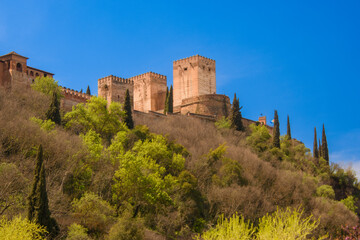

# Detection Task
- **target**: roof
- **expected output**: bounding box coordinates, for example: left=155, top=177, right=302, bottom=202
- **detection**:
left=0, top=51, right=29, bottom=59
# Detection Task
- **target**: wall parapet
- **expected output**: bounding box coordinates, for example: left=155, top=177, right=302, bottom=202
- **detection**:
left=128, top=71, right=167, bottom=82
left=98, top=75, right=134, bottom=85
left=61, top=87, right=91, bottom=100
left=173, top=54, right=215, bottom=65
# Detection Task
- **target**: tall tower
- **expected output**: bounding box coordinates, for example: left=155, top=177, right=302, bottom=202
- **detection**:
left=98, top=75, right=134, bottom=106
left=129, top=72, right=167, bottom=112
left=173, top=55, right=216, bottom=107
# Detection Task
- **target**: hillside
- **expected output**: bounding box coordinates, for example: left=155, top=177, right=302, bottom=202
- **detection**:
left=0, top=87, right=359, bottom=239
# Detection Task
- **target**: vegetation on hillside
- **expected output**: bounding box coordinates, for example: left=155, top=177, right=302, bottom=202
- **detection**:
left=0, top=79, right=359, bottom=239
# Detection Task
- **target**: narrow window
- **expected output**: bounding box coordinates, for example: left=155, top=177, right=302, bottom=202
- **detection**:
left=44, top=73, right=47, bottom=77
left=30, top=71, right=34, bottom=76
left=16, top=63, right=22, bottom=72
left=184, top=67, right=187, bottom=71
left=35, top=73, right=39, bottom=77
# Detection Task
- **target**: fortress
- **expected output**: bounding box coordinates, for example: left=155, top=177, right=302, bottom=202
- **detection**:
left=0, top=51, right=267, bottom=125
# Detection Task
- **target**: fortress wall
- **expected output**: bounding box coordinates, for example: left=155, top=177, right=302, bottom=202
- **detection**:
left=0, top=61, right=11, bottom=88
left=61, top=87, right=91, bottom=112
left=98, top=75, right=134, bottom=106
left=180, top=94, right=230, bottom=118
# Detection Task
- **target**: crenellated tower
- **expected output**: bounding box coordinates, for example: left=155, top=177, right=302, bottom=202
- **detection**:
left=98, top=75, right=134, bottom=106
left=173, top=55, right=216, bottom=107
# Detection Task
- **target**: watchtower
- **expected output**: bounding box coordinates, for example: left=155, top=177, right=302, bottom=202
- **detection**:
left=98, top=75, right=134, bottom=106
left=173, top=55, right=216, bottom=107
left=129, top=72, right=167, bottom=112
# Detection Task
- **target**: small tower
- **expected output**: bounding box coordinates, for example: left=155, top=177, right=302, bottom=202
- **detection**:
left=98, top=75, right=134, bottom=106
left=173, top=55, right=216, bottom=107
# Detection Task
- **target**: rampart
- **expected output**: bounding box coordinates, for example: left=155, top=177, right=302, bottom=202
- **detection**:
left=60, top=87, right=91, bottom=112
left=180, top=94, right=230, bottom=117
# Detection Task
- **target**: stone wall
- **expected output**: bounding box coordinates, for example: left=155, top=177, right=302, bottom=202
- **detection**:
left=180, top=94, right=230, bottom=118
left=61, top=87, right=91, bottom=112
left=173, top=55, right=216, bottom=107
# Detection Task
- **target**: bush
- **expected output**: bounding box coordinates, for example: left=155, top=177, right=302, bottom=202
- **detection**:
left=215, top=116, right=231, bottom=129
left=66, top=223, right=91, bottom=240
left=256, top=207, right=324, bottom=240
left=107, top=215, right=145, bottom=240
left=340, top=196, right=358, bottom=213
left=195, top=213, right=254, bottom=240
left=316, top=185, right=335, bottom=199
left=0, top=216, right=47, bottom=240
left=71, top=192, right=115, bottom=234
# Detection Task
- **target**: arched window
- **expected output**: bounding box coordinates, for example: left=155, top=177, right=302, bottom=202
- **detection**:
left=30, top=71, right=34, bottom=76
left=44, top=74, right=47, bottom=77
left=35, top=73, right=39, bottom=77
left=16, top=63, right=22, bottom=72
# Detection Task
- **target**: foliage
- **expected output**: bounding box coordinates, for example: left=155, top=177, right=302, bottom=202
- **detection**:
left=30, top=117, right=55, bottom=131
left=321, top=124, right=329, bottom=164
left=340, top=196, right=358, bottom=213
left=64, top=96, right=126, bottom=142
left=168, top=85, right=173, bottom=114
left=27, top=145, right=59, bottom=236
left=195, top=213, right=254, bottom=240
left=272, top=110, right=280, bottom=148
left=80, top=130, right=103, bottom=163
left=66, top=223, right=91, bottom=240
left=0, top=216, right=47, bottom=240
left=107, top=213, right=145, bottom=240
left=246, top=124, right=271, bottom=153
left=0, top=163, right=28, bottom=217
left=316, top=185, right=335, bottom=199
left=215, top=116, right=231, bottom=129
left=229, top=93, right=244, bottom=131
left=31, top=76, right=62, bottom=100
left=86, top=85, right=91, bottom=95
left=164, top=87, right=169, bottom=114
left=45, top=91, right=61, bottom=125
left=256, top=207, right=324, bottom=240
left=339, top=225, right=360, bottom=240
left=123, top=89, right=134, bottom=129
left=71, top=192, right=115, bottom=234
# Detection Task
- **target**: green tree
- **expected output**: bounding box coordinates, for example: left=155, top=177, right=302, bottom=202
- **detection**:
left=230, top=93, right=244, bottom=131
left=27, top=145, right=59, bottom=236
left=316, top=185, right=335, bottom=199
left=31, top=76, right=62, bottom=100
left=272, top=110, right=280, bottom=148
left=123, top=89, right=134, bottom=129
left=321, top=124, right=329, bottom=164
left=164, top=87, right=169, bottom=114
left=313, top=127, right=319, bottom=158
left=45, top=91, right=61, bottom=125
left=64, top=96, right=126, bottom=141
left=168, top=85, right=173, bottom=114
left=286, top=115, right=291, bottom=140
left=86, top=85, right=91, bottom=95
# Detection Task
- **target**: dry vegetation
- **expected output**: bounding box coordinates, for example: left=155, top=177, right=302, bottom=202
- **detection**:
left=0, top=88, right=359, bottom=239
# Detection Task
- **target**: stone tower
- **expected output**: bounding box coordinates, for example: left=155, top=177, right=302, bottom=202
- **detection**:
left=173, top=55, right=216, bottom=107
left=129, top=72, right=167, bottom=112
left=98, top=75, right=134, bottom=106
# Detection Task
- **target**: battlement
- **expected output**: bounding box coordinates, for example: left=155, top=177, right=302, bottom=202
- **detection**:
left=98, top=75, right=134, bottom=85
left=61, top=87, right=92, bottom=100
left=173, top=54, right=216, bottom=65
left=128, top=71, right=167, bottom=82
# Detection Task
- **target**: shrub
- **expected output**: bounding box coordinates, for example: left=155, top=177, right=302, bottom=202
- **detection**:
left=340, top=196, right=358, bottom=213
left=71, top=192, right=115, bottom=234
left=0, top=216, right=47, bottom=240
left=256, top=207, right=324, bottom=240
left=107, top=215, right=145, bottom=240
left=31, top=76, right=62, bottom=100
left=30, top=117, right=55, bottom=131
left=66, top=223, right=91, bottom=240
left=215, top=116, right=231, bottom=129
left=316, top=185, right=335, bottom=199
left=195, top=213, right=254, bottom=240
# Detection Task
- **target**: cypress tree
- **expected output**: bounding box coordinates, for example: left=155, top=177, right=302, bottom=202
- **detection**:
left=230, top=94, right=244, bottom=131
left=124, top=89, right=134, bottom=129
left=319, top=140, right=322, bottom=158
left=313, top=127, right=319, bottom=158
left=168, top=85, right=173, bottom=114
left=286, top=115, right=291, bottom=140
left=164, top=87, right=169, bottom=114
left=28, top=145, right=59, bottom=236
left=45, top=92, right=61, bottom=125
left=86, top=85, right=91, bottom=95
left=273, top=110, right=280, bottom=148
left=322, top=124, right=329, bottom=164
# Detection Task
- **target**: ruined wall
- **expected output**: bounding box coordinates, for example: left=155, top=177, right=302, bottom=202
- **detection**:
left=173, top=55, right=216, bottom=107
left=180, top=94, right=230, bottom=118
left=61, top=88, right=91, bottom=112
left=129, top=72, right=167, bottom=112
left=98, top=75, right=134, bottom=107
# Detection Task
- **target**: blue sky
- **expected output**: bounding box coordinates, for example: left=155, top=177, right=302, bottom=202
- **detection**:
left=1, top=0, right=359, bottom=173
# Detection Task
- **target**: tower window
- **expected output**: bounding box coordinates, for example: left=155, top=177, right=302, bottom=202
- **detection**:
left=35, top=73, right=39, bottom=77
left=30, top=71, right=34, bottom=76
left=208, top=68, right=211, bottom=71
left=44, top=73, right=47, bottom=77
left=184, top=67, right=187, bottom=71
left=16, top=63, right=22, bottom=72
